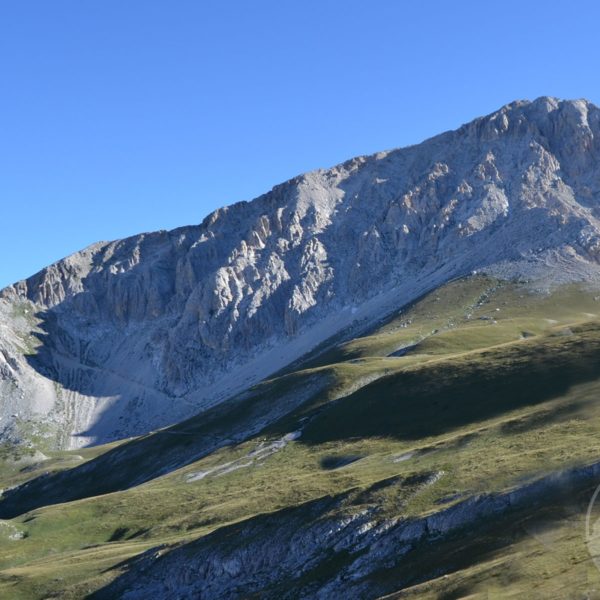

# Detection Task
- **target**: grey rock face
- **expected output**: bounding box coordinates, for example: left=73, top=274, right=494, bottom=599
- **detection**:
left=3, top=96, right=600, bottom=447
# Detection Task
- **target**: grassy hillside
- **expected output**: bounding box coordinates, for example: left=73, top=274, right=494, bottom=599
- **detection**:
left=3, top=275, right=600, bottom=597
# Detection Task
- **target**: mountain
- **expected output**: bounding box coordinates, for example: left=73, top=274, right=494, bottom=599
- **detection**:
left=3, top=97, right=600, bottom=598
left=3, top=275, right=600, bottom=598
left=2, top=96, right=600, bottom=450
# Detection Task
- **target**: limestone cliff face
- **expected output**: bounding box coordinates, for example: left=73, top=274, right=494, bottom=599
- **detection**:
left=2, top=97, right=600, bottom=448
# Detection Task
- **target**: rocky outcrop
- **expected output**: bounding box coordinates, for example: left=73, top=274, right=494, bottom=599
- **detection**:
left=3, top=97, right=600, bottom=447
left=91, top=460, right=600, bottom=599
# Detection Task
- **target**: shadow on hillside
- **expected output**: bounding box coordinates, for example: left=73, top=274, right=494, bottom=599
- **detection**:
left=277, top=325, right=600, bottom=445
left=0, top=369, right=331, bottom=519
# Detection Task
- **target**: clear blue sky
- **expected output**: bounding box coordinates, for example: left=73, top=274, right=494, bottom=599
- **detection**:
left=2, top=1, right=600, bottom=288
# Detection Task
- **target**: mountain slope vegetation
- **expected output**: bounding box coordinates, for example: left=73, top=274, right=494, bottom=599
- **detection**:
left=2, top=276, right=600, bottom=598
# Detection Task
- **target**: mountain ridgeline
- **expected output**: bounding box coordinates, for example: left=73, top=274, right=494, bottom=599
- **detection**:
left=2, top=96, right=600, bottom=449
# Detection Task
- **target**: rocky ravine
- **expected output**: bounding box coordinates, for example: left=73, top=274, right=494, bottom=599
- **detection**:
left=2, top=96, right=600, bottom=448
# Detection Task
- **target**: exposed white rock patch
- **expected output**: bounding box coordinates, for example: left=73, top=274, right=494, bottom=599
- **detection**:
left=392, top=451, right=414, bottom=463
left=186, top=430, right=302, bottom=482
left=0, top=521, right=24, bottom=541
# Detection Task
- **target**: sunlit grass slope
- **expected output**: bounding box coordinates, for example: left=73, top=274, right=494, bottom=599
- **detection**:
left=2, top=276, right=600, bottom=597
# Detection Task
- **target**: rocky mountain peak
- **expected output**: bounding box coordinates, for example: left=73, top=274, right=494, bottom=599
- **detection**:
left=2, top=98, right=600, bottom=448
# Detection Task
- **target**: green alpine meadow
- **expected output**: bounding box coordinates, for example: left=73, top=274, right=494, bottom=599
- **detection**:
left=4, top=99, right=600, bottom=598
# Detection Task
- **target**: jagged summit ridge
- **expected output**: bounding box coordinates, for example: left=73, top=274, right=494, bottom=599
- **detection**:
left=2, top=97, right=600, bottom=448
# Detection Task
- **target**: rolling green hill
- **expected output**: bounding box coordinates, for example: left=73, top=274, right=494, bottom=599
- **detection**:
left=3, top=275, right=600, bottom=598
